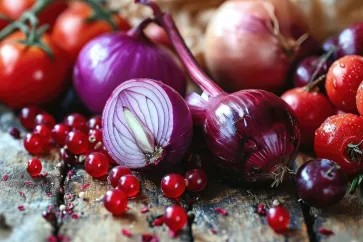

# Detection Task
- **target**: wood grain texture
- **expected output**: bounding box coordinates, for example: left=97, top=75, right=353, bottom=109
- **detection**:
left=59, top=169, right=192, bottom=242
left=0, top=107, right=62, bottom=242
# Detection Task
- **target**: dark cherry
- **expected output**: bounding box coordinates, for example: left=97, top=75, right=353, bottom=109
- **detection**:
left=34, top=113, right=56, bottom=129
left=65, top=130, right=89, bottom=155
left=52, top=124, right=71, bottom=146
left=294, top=56, right=331, bottom=88
left=161, top=173, right=186, bottom=198
left=103, top=189, right=128, bottom=215
left=164, top=205, right=187, bottom=232
left=27, top=158, right=42, bottom=177
left=118, top=174, right=140, bottom=198
left=60, top=148, right=77, bottom=166
left=267, top=205, right=290, bottom=233
left=296, top=159, right=348, bottom=208
left=64, top=113, right=87, bottom=131
left=335, top=22, right=363, bottom=58
left=9, top=127, right=20, bottom=139
left=185, top=169, right=208, bottom=192
left=108, top=166, right=132, bottom=188
left=24, top=133, right=44, bottom=155
left=85, top=152, right=109, bottom=178
left=87, top=116, right=102, bottom=130
left=19, top=106, right=43, bottom=130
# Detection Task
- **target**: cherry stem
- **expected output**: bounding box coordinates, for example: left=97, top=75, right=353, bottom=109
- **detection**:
left=304, top=74, right=326, bottom=92
left=135, top=0, right=224, bottom=97
left=309, top=46, right=336, bottom=83
left=347, top=140, right=363, bottom=162
left=127, top=17, right=154, bottom=40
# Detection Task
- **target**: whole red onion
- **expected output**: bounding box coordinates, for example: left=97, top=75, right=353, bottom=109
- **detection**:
left=138, top=0, right=301, bottom=185
left=102, top=79, right=193, bottom=169
left=73, top=18, right=186, bottom=113
left=203, top=0, right=318, bottom=93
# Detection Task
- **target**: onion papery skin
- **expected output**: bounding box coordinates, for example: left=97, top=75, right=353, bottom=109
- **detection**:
left=73, top=31, right=187, bottom=113
left=203, top=90, right=300, bottom=184
left=102, top=79, right=193, bottom=169
left=204, top=0, right=318, bottom=93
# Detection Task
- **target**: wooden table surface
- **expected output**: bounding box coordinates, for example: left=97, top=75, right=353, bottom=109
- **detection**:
left=0, top=105, right=362, bottom=242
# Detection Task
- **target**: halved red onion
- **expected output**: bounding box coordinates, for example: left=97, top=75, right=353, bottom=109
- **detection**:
left=102, top=79, right=193, bottom=169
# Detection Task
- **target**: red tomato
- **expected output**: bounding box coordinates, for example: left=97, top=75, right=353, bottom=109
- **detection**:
left=0, top=31, right=70, bottom=108
left=51, top=2, right=131, bottom=61
left=326, top=55, right=363, bottom=113
left=281, top=87, right=333, bottom=147
left=0, top=0, right=68, bottom=27
left=314, top=113, right=363, bottom=177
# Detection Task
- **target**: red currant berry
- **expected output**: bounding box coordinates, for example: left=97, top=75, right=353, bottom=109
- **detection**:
left=27, top=158, right=42, bottom=177
left=88, top=129, right=103, bottom=150
left=257, top=204, right=266, bottom=216
left=161, top=173, right=186, bottom=198
left=85, top=152, right=109, bottom=178
left=267, top=205, right=290, bottom=233
left=102, top=146, right=118, bottom=165
left=87, top=116, right=102, bottom=130
left=34, top=125, right=52, bottom=145
left=103, top=189, right=128, bottom=215
left=24, top=133, right=44, bottom=155
left=64, top=113, right=87, bottom=131
left=34, top=113, right=56, bottom=129
left=60, top=148, right=77, bottom=166
left=9, top=127, right=20, bottom=139
left=108, top=166, right=132, bottom=188
left=52, top=124, right=70, bottom=146
left=164, top=205, right=187, bottom=232
left=19, top=106, right=43, bottom=130
left=118, top=175, right=140, bottom=198
left=66, top=130, right=89, bottom=155
left=185, top=169, right=208, bottom=192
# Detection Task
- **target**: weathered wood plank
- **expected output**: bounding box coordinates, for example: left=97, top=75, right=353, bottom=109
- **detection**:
left=59, top=168, right=193, bottom=242
left=0, top=108, right=62, bottom=242
left=296, top=154, right=363, bottom=242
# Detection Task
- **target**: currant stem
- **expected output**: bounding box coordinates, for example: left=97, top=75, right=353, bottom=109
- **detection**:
left=135, top=0, right=224, bottom=98
left=309, top=47, right=336, bottom=83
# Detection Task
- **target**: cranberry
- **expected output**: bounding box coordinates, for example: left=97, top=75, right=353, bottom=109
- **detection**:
left=87, top=116, right=102, bottom=130
left=267, top=205, right=290, bottom=233
left=88, top=129, right=103, bottom=150
left=19, top=106, right=43, bottom=130
left=185, top=169, right=208, bottom=192
left=34, top=113, right=56, bottom=129
left=164, top=205, right=187, bottom=232
left=161, top=173, right=186, bottom=198
left=65, top=130, right=89, bottom=155
left=296, top=159, right=348, bottom=208
left=64, top=113, right=87, bottom=131
left=52, top=124, right=70, bottom=146
left=85, top=152, right=109, bottom=178
left=102, top=146, right=118, bottom=165
left=27, top=158, right=42, bottom=177
left=103, top=189, right=128, bottom=215
left=34, top=125, right=52, bottom=145
left=9, top=127, right=20, bottom=139
left=118, top=175, right=140, bottom=198
left=24, top=133, right=44, bottom=155
left=60, top=148, right=77, bottom=166
left=108, top=166, right=132, bottom=188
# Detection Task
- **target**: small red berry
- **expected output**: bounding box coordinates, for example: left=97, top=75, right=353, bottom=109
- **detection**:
left=257, top=204, right=266, bottom=216
left=34, top=125, right=52, bottom=145
left=19, top=106, right=43, bottom=130
left=9, top=127, right=20, bottom=139
left=27, top=158, right=42, bottom=177
left=164, top=205, right=187, bottom=232
left=52, top=124, right=70, bottom=146
left=85, top=152, right=109, bottom=178
left=102, top=146, right=118, bottom=165
left=64, top=113, right=87, bottom=131
left=161, top=173, right=186, bottom=198
left=267, top=205, right=290, bottom=233
left=185, top=169, right=208, bottom=192
left=66, top=130, right=89, bottom=155
left=24, top=133, right=44, bottom=155
left=103, top=189, right=128, bottom=215
left=118, top=175, right=140, bottom=198
left=87, top=116, right=102, bottom=130
left=88, top=129, right=103, bottom=150
left=34, top=113, right=56, bottom=129
left=108, top=166, right=132, bottom=188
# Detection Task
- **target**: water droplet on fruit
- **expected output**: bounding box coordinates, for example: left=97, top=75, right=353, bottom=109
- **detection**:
left=339, top=63, right=345, bottom=68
